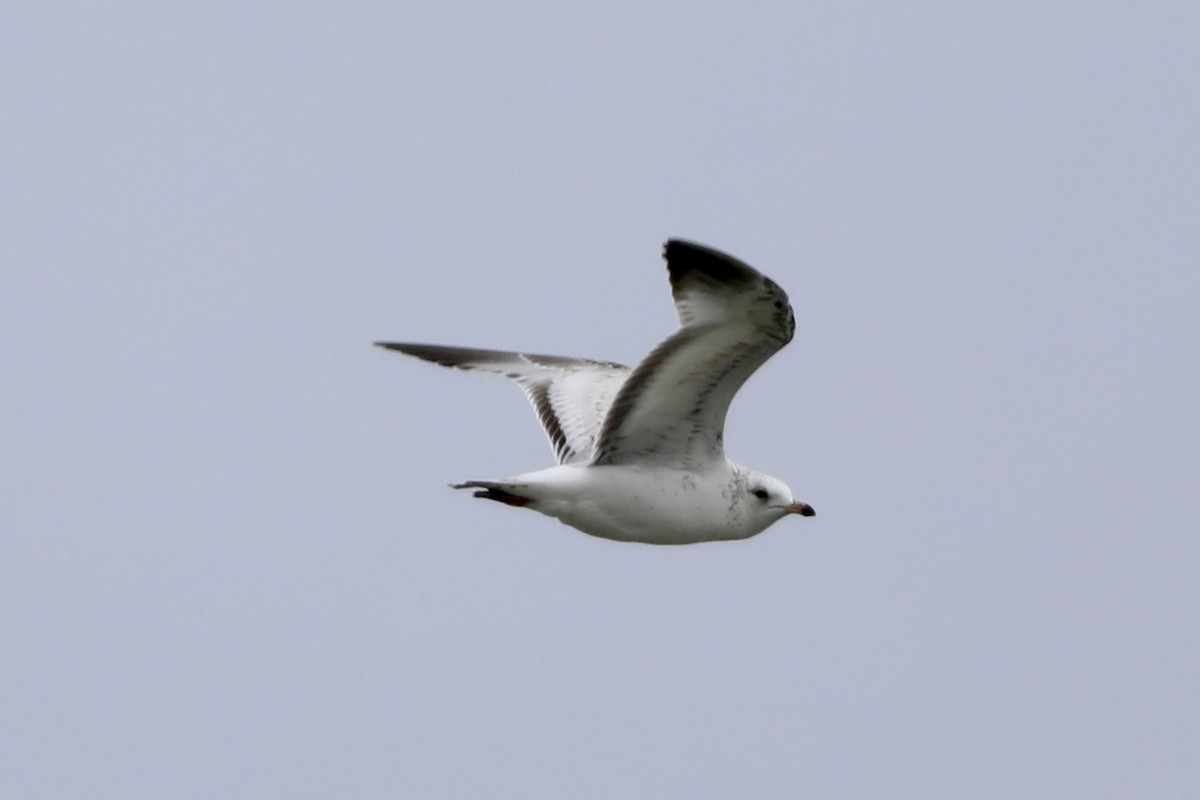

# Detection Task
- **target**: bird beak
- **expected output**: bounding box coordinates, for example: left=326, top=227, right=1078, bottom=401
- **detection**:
left=785, top=501, right=816, bottom=517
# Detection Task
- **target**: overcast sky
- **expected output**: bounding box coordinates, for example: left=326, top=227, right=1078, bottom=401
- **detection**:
left=3, top=3, right=1198, bottom=798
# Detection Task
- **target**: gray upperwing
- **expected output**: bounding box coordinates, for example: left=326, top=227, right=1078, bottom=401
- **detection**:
left=375, top=342, right=630, bottom=464
left=590, top=240, right=795, bottom=469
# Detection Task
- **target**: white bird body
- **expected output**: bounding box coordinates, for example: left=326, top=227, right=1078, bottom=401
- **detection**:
left=377, top=239, right=815, bottom=545
left=467, top=461, right=796, bottom=545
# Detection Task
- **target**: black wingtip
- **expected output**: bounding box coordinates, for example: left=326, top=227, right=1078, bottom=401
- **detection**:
left=662, top=239, right=759, bottom=287
left=373, top=342, right=459, bottom=363
left=374, top=341, right=464, bottom=365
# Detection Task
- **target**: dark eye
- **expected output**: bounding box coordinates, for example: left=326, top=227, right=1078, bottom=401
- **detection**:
left=752, top=488, right=769, bottom=501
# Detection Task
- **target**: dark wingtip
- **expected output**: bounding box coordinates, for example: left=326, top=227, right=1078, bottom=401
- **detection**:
left=662, top=239, right=759, bottom=287
left=373, top=342, right=473, bottom=367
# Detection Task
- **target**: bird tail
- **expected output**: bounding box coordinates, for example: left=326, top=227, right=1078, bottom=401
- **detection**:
left=451, top=481, right=534, bottom=508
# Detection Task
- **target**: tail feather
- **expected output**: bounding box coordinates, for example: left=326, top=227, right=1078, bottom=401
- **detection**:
left=451, top=481, right=533, bottom=508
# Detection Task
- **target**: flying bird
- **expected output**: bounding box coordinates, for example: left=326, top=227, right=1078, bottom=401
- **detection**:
left=376, top=239, right=815, bottom=544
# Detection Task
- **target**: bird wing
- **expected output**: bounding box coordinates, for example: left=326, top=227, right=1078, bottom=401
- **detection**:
left=375, top=342, right=629, bottom=464
left=590, top=240, right=795, bottom=469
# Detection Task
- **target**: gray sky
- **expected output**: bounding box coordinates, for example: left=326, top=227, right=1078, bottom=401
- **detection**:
left=3, top=2, right=1197, bottom=797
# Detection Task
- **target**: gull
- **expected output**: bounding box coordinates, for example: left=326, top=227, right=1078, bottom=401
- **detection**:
left=376, top=239, right=815, bottom=545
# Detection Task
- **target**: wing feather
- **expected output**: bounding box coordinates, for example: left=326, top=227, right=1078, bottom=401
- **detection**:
left=375, top=342, right=629, bottom=464
left=590, top=240, right=795, bottom=468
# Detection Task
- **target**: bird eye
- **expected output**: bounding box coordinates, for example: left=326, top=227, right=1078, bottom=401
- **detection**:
left=752, top=488, right=769, bottom=500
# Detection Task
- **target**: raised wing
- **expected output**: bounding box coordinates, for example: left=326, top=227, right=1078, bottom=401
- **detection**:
left=375, top=342, right=630, bottom=464
left=590, top=240, right=795, bottom=469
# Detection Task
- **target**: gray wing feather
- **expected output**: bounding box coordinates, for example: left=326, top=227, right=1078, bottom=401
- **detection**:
left=375, top=342, right=629, bottom=464
left=590, top=240, right=795, bottom=468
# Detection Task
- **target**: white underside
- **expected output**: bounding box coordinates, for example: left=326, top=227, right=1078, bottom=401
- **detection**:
left=478, top=463, right=781, bottom=545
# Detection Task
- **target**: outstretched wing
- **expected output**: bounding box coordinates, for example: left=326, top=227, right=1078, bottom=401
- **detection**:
left=375, top=343, right=630, bottom=464
left=590, top=240, right=795, bottom=469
